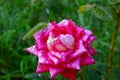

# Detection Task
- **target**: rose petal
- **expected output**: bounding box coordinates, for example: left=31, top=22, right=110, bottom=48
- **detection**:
left=45, top=51, right=73, bottom=66
left=48, top=22, right=65, bottom=37
left=36, top=63, right=49, bottom=73
left=83, top=30, right=96, bottom=46
left=38, top=51, right=49, bottom=64
left=84, top=30, right=93, bottom=40
left=58, top=19, right=70, bottom=26
left=58, top=19, right=85, bottom=42
left=87, top=46, right=96, bottom=55
left=61, top=69, right=76, bottom=80
left=26, top=45, right=38, bottom=56
left=60, top=34, right=74, bottom=49
left=50, top=51, right=62, bottom=59
left=48, top=52, right=59, bottom=64
left=87, top=36, right=96, bottom=45
left=49, top=66, right=64, bottom=78
left=71, top=40, right=87, bottom=58
left=50, top=50, right=73, bottom=63
left=74, top=27, right=84, bottom=42
left=58, top=19, right=74, bottom=35
left=52, top=43, right=67, bottom=52
left=34, top=29, right=48, bottom=51
left=80, top=53, right=95, bottom=66
left=64, top=58, right=80, bottom=70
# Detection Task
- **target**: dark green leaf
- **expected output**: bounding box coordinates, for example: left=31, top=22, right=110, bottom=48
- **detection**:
left=93, top=6, right=113, bottom=21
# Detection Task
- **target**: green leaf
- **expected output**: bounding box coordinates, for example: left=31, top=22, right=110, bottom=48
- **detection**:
left=109, top=0, right=120, bottom=4
left=78, top=4, right=96, bottom=14
left=93, top=6, right=113, bottom=21
left=23, top=23, right=48, bottom=40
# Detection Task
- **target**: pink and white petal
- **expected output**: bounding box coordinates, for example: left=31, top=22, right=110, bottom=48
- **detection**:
left=38, top=56, right=48, bottom=64
left=87, top=46, right=96, bottom=55
left=52, top=19, right=77, bottom=36
left=82, top=30, right=96, bottom=46
left=74, top=26, right=84, bottom=42
left=26, top=45, right=38, bottom=56
left=82, top=30, right=93, bottom=41
left=38, top=52, right=49, bottom=64
left=48, top=52, right=59, bottom=64
left=58, top=19, right=69, bottom=26
left=61, top=69, right=76, bottom=80
left=52, top=43, right=67, bottom=52
left=58, top=19, right=74, bottom=35
left=59, top=34, right=75, bottom=49
left=50, top=50, right=73, bottom=63
left=64, top=57, right=80, bottom=70
left=80, top=53, right=95, bottom=66
left=49, top=66, right=64, bottom=78
left=34, top=29, right=48, bottom=50
left=85, top=30, right=92, bottom=36
left=36, top=63, right=49, bottom=73
left=48, top=22, right=64, bottom=37
left=86, top=36, right=96, bottom=46
left=50, top=51, right=62, bottom=59
left=71, top=40, right=87, bottom=58
left=59, top=20, right=85, bottom=42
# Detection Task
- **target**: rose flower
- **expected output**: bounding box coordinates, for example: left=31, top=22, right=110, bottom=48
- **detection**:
left=26, top=19, right=96, bottom=80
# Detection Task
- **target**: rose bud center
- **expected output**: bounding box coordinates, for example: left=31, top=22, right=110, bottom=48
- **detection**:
left=47, top=33, right=75, bottom=52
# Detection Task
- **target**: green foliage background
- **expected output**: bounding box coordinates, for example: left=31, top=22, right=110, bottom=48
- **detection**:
left=0, top=0, right=120, bottom=80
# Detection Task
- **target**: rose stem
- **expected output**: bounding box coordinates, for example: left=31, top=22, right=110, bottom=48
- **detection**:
left=108, top=7, right=120, bottom=78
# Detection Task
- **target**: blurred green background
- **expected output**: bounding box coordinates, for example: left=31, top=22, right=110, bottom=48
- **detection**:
left=0, top=0, right=120, bottom=80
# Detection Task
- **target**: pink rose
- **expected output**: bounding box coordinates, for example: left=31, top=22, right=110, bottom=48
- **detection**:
left=26, top=19, right=96, bottom=80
